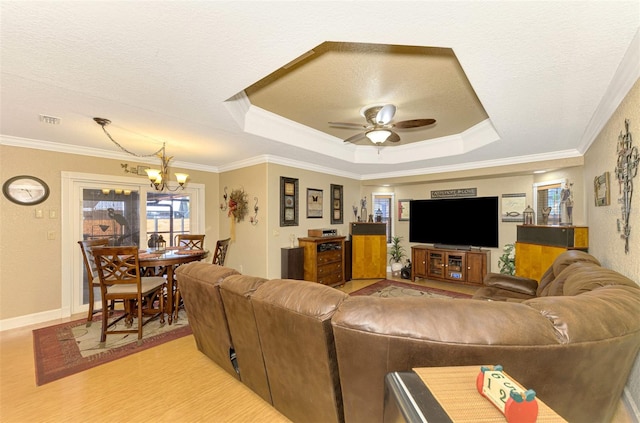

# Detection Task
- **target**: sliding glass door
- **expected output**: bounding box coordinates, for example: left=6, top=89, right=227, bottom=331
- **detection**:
left=62, top=172, right=204, bottom=317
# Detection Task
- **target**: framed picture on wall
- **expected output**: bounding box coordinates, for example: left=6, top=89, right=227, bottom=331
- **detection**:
left=330, top=184, right=343, bottom=224
left=594, top=172, right=610, bottom=207
left=307, top=188, right=323, bottom=218
left=398, top=199, right=411, bottom=221
left=280, top=177, right=299, bottom=226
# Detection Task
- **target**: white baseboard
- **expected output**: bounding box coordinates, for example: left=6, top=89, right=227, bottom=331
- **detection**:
left=0, top=308, right=68, bottom=332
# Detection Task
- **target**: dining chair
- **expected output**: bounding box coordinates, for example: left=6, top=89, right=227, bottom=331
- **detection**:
left=172, top=234, right=207, bottom=320
left=175, top=234, right=205, bottom=250
left=92, top=246, right=165, bottom=346
left=78, top=239, right=110, bottom=327
left=212, top=237, right=231, bottom=266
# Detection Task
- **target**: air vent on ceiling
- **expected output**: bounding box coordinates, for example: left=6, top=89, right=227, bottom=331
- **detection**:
left=39, top=114, right=61, bottom=125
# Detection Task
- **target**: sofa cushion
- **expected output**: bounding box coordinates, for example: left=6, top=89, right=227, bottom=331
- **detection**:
left=219, top=274, right=271, bottom=403
left=537, top=250, right=601, bottom=296
left=175, top=262, right=240, bottom=377
left=251, top=279, right=348, bottom=423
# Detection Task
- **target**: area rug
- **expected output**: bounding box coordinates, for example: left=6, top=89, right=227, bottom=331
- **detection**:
left=350, top=279, right=473, bottom=299
left=33, top=309, right=192, bottom=386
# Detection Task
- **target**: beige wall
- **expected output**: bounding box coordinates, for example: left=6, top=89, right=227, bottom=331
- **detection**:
left=584, top=77, right=640, bottom=407
left=0, top=145, right=219, bottom=321
left=218, top=164, right=269, bottom=277
left=265, top=164, right=361, bottom=279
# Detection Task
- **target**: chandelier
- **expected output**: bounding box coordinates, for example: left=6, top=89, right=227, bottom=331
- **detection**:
left=93, top=118, right=188, bottom=191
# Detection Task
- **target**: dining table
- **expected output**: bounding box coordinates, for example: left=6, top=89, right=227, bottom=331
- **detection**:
left=138, top=247, right=208, bottom=324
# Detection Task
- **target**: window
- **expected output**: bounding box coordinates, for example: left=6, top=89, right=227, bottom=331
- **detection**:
left=533, top=180, right=562, bottom=225
left=372, top=193, right=395, bottom=243
left=146, top=192, right=192, bottom=246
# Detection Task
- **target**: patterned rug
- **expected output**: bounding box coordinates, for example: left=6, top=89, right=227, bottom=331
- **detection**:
left=32, top=309, right=192, bottom=386
left=350, top=279, right=473, bottom=299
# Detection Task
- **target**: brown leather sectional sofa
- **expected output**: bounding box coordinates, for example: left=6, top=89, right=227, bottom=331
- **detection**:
left=175, top=251, right=640, bottom=423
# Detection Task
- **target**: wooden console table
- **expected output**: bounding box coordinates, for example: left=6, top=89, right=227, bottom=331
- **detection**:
left=411, top=245, right=489, bottom=285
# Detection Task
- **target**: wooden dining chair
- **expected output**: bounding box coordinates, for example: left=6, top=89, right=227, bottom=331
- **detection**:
left=212, top=238, right=231, bottom=266
left=175, top=234, right=205, bottom=250
left=92, top=246, right=165, bottom=346
left=78, top=239, right=110, bottom=326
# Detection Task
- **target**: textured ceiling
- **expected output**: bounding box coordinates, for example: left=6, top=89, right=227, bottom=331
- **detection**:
left=1, top=2, right=638, bottom=180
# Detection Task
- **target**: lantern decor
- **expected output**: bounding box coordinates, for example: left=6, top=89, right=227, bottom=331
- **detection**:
left=227, top=188, right=248, bottom=240
left=523, top=205, right=535, bottom=225
left=155, top=235, right=166, bottom=252
left=375, top=208, right=383, bottom=222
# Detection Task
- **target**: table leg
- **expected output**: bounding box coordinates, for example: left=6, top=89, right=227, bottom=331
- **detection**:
left=166, top=265, right=175, bottom=325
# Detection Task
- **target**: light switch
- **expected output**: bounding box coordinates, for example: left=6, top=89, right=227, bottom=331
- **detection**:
left=49, top=209, right=58, bottom=219
left=35, top=209, right=44, bottom=218
left=47, top=230, right=56, bottom=240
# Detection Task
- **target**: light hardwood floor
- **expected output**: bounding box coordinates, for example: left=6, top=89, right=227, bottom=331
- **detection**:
left=0, top=276, right=631, bottom=422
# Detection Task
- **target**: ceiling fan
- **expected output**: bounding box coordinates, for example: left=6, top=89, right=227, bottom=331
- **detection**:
left=328, top=104, right=436, bottom=145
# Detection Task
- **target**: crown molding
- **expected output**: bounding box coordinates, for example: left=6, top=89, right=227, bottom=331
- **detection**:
left=578, top=28, right=640, bottom=153
left=360, top=149, right=584, bottom=180
left=0, top=134, right=219, bottom=173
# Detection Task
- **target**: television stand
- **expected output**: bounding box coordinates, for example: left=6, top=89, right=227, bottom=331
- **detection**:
left=411, top=245, right=490, bottom=285
left=433, top=243, right=472, bottom=251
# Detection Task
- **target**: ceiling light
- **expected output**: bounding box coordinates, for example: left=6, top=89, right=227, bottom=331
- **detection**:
left=365, top=129, right=392, bottom=144
left=93, top=117, right=188, bottom=191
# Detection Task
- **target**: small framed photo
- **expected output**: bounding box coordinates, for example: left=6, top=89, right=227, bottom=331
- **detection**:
left=307, top=188, right=323, bottom=218
left=594, top=171, right=610, bottom=207
left=280, top=177, right=299, bottom=226
left=330, top=184, right=343, bottom=224
left=398, top=199, right=411, bottom=221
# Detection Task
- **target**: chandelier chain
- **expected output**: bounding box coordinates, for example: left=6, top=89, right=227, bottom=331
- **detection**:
left=100, top=125, right=164, bottom=158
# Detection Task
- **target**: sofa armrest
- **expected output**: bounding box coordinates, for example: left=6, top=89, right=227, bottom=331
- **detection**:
left=483, top=273, right=538, bottom=296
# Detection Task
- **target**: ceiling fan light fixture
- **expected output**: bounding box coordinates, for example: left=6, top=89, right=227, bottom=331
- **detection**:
left=366, top=129, right=392, bottom=144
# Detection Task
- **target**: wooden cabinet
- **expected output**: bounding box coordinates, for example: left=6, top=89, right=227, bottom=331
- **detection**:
left=281, top=247, right=304, bottom=279
left=515, top=225, right=588, bottom=281
left=350, top=223, right=387, bottom=279
left=298, top=236, right=346, bottom=287
left=411, top=245, right=489, bottom=285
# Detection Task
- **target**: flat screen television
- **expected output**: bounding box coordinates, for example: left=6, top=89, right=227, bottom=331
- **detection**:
left=409, top=196, right=499, bottom=248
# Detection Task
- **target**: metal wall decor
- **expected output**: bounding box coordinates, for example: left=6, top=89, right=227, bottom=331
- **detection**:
left=614, top=119, right=638, bottom=254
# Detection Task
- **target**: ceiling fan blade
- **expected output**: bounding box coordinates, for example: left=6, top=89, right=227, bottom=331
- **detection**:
left=394, top=118, right=436, bottom=129
left=386, top=131, right=401, bottom=143
left=329, top=121, right=368, bottom=129
left=375, top=104, right=396, bottom=125
left=343, top=132, right=367, bottom=144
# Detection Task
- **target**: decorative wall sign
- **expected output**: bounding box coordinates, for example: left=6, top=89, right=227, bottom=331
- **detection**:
left=501, top=193, right=526, bottom=222
left=398, top=199, right=411, bottom=221
left=280, top=177, right=299, bottom=227
left=307, top=188, right=323, bottom=218
left=330, top=184, right=343, bottom=224
left=614, top=119, right=638, bottom=254
left=593, top=172, right=610, bottom=207
left=431, top=188, right=477, bottom=198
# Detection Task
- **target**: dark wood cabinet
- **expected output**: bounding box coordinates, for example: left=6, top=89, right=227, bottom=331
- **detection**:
left=411, top=245, right=489, bottom=286
left=281, top=247, right=304, bottom=279
left=298, top=236, right=346, bottom=287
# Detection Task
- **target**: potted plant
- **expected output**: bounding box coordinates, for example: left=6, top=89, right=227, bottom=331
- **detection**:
left=498, top=243, right=516, bottom=275
left=389, top=236, right=406, bottom=274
